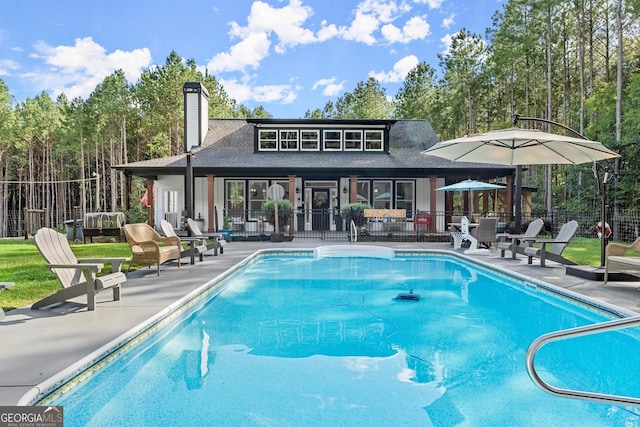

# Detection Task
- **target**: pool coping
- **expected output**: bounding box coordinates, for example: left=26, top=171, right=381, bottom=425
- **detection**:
left=18, top=245, right=640, bottom=405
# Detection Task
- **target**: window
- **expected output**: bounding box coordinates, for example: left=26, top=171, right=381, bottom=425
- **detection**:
left=248, top=180, right=268, bottom=213
left=226, top=181, right=245, bottom=218
left=372, top=181, right=392, bottom=209
left=259, top=130, right=277, bottom=151
left=356, top=181, right=370, bottom=205
left=395, top=181, right=415, bottom=217
left=344, top=130, right=362, bottom=150
left=279, top=130, right=298, bottom=150
left=365, top=130, right=383, bottom=151
left=258, top=127, right=385, bottom=152
left=323, top=130, right=341, bottom=150
left=300, top=130, right=319, bottom=150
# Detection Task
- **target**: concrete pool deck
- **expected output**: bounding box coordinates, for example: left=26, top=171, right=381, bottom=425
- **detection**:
left=2, top=240, right=640, bottom=405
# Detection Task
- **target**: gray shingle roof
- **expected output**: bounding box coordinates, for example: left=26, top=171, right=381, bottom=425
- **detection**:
left=116, top=118, right=513, bottom=178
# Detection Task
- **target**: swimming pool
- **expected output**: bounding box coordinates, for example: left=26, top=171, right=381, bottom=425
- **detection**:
left=30, top=247, right=640, bottom=425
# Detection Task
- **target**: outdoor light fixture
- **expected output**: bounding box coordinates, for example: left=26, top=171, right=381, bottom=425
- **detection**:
left=343, top=186, right=348, bottom=194
left=295, top=187, right=300, bottom=194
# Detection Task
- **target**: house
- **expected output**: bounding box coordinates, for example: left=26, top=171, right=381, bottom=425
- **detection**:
left=116, top=83, right=517, bottom=240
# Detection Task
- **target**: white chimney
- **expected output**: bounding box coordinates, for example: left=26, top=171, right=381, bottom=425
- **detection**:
left=183, top=82, right=209, bottom=152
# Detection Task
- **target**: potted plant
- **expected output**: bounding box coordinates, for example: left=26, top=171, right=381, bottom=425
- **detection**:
left=341, top=203, right=371, bottom=227
left=263, top=199, right=293, bottom=241
left=218, top=215, right=233, bottom=242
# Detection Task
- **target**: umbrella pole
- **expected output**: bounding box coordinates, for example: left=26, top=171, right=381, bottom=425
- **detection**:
left=515, top=166, right=522, bottom=231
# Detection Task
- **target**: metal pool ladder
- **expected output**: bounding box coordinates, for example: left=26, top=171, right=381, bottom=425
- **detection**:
left=526, top=315, right=640, bottom=406
left=350, top=220, right=357, bottom=243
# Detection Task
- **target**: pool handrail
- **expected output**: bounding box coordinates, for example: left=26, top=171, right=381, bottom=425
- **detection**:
left=350, top=219, right=357, bottom=243
left=526, top=315, right=640, bottom=406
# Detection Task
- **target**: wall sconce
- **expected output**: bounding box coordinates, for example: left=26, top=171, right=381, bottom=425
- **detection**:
left=295, top=187, right=300, bottom=194
left=342, top=186, right=348, bottom=194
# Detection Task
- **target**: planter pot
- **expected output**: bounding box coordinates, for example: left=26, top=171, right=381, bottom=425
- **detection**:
left=218, top=229, right=233, bottom=241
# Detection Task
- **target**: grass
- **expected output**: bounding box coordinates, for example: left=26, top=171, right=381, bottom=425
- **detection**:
left=0, top=239, right=132, bottom=312
left=0, top=236, right=610, bottom=313
left=560, top=237, right=604, bottom=266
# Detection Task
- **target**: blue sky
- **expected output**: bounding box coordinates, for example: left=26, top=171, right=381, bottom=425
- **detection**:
left=0, top=0, right=503, bottom=117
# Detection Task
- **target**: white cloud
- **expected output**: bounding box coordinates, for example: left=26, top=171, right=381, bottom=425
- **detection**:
left=413, top=0, right=444, bottom=8
left=207, top=32, right=271, bottom=73
left=208, top=0, right=321, bottom=73
left=220, top=77, right=298, bottom=104
left=369, top=54, right=419, bottom=83
left=381, top=15, right=430, bottom=43
left=337, top=11, right=379, bottom=45
left=339, top=0, right=414, bottom=45
left=312, top=78, right=345, bottom=96
left=442, top=13, right=456, bottom=29
left=0, top=59, right=19, bottom=76
left=356, top=0, right=410, bottom=23
left=26, top=37, right=151, bottom=99
left=440, top=32, right=454, bottom=55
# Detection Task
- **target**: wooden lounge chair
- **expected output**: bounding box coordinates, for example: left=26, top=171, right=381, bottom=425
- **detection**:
left=123, top=223, right=181, bottom=276
left=604, top=237, right=640, bottom=283
left=186, top=218, right=226, bottom=256
left=497, top=218, right=544, bottom=258
left=33, top=228, right=128, bottom=311
left=470, top=217, right=498, bottom=249
left=160, top=219, right=207, bottom=264
left=524, top=220, right=579, bottom=267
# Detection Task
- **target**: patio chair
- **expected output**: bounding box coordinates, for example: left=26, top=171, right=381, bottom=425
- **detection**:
left=123, top=223, right=181, bottom=276
left=186, top=218, right=226, bottom=256
left=470, top=217, right=498, bottom=249
left=524, top=220, right=579, bottom=267
left=604, top=237, right=640, bottom=283
left=32, top=228, right=128, bottom=311
left=497, top=218, right=544, bottom=258
left=451, top=216, right=490, bottom=255
left=160, top=219, right=207, bottom=264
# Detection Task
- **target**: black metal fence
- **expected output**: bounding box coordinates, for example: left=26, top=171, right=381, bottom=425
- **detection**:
left=218, top=208, right=640, bottom=243
left=3, top=207, right=640, bottom=244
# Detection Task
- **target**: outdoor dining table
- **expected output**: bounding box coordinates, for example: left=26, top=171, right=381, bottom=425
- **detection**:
left=448, top=223, right=479, bottom=231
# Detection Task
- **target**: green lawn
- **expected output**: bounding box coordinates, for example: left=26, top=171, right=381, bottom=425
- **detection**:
left=0, top=236, right=608, bottom=312
left=0, top=239, right=132, bottom=312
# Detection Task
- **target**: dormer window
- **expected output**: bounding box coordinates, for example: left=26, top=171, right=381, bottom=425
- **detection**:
left=259, top=130, right=277, bottom=151
left=253, top=120, right=390, bottom=152
left=365, top=130, right=383, bottom=151
left=279, top=130, right=298, bottom=150
left=323, top=130, right=341, bottom=151
left=344, top=130, right=363, bottom=151
left=301, top=130, right=319, bottom=150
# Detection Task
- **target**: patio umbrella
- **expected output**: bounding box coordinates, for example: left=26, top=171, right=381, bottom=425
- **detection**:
left=436, top=179, right=504, bottom=215
left=422, top=127, right=619, bottom=166
left=424, top=125, right=620, bottom=264
left=436, top=179, right=504, bottom=192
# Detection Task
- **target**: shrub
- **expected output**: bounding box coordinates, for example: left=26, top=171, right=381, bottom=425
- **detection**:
left=341, top=203, right=371, bottom=227
left=263, top=199, right=293, bottom=226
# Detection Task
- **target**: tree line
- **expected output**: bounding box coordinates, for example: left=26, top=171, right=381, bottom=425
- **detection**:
left=0, top=0, right=639, bottom=236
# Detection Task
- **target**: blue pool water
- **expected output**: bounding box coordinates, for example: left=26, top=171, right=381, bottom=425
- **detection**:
left=43, top=249, right=640, bottom=426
